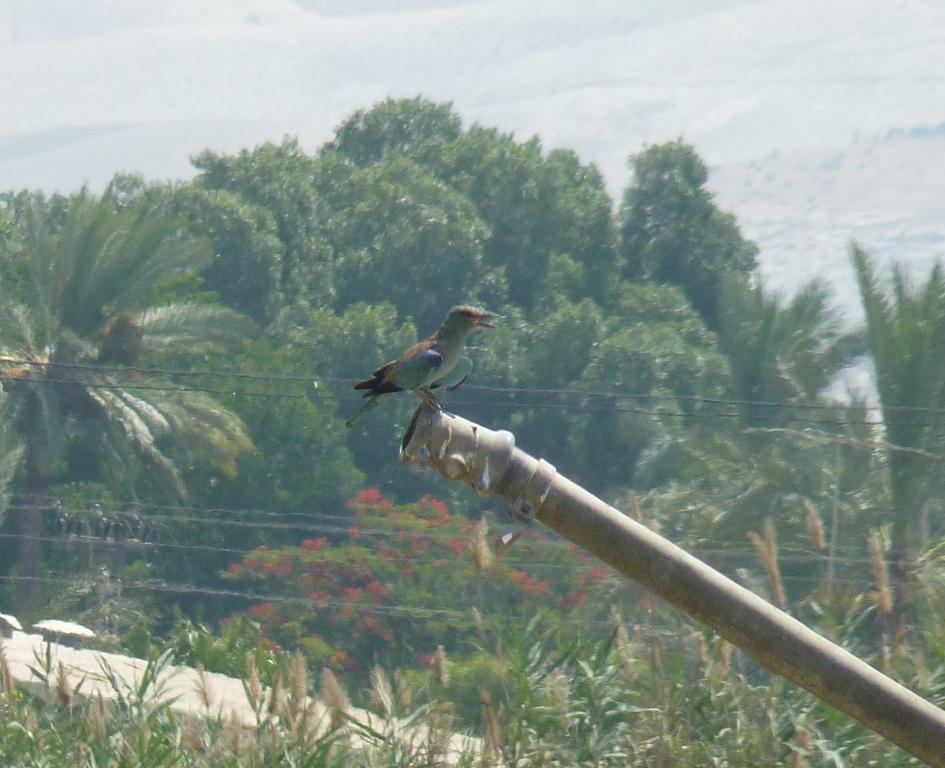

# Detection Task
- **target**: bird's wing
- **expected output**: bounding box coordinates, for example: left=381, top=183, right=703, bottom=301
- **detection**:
left=391, top=342, right=443, bottom=390
left=351, top=339, right=441, bottom=397
left=353, top=359, right=400, bottom=396
left=431, top=355, right=472, bottom=391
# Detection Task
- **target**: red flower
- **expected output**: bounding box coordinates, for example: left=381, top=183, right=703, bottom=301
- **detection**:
left=402, top=566, right=414, bottom=577
left=227, top=563, right=241, bottom=575
left=248, top=602, right=277, bottom=619
left=366, top=580, right=389, bottom=600
left=445, top=538, right=464, bottom=556
left=334, top=650, right=351, bottom=668
left=418, top=653, right=434, bottom=666
left=510, top=570, right=549, bottom=597
left=355, top=488, right=385, bottom=505
left=410, top=536, right=429, bottom=554
left=342, top=587, right=363, bottom=601
left=590, top=567, right=606, bottom=584
left=263, top=562, right=279, bottom=574
left=301, top=537, right=327, bottom=551
left=420, top=494, right=449, bottom=518
left=349, top=525, right=362, bottom=539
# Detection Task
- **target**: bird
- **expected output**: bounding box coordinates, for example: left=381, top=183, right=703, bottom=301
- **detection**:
left=346, top=305, right=496, bottom=427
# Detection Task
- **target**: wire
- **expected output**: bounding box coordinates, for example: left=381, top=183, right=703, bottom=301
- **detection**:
left=2, top=494, right=889, bottom=557
left=0, top=493, right=888, bottom=556
left=0, top=373, right=313, bottom=401
left=5, top=501, right=882, bottom=558
left=0, top=527, right=881, bottom=570
left=8, top=356, right=945, bottom=418
left=0, top=357, right=339, bottom=384
left=8, top=360, right=945, bottom=431
left=0, top=571, right=887, bottom=625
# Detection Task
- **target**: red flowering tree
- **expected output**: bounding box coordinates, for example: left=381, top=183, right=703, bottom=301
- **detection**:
left=224, top=488, right=622, bottom=670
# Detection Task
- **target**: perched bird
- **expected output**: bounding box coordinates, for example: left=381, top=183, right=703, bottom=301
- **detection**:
left=346, top=305, right=495, bottom=427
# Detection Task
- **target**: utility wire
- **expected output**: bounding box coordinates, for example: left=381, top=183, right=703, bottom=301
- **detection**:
left=8, top=359, right=945, bottom=430
left=8, top=500, right=882, bottom=556
left=0, top=373, right=312, bottom=401
left=5, top=494, right=881, bottom=556
left=0, top=572, right=889, bottom=618
left=3, top=356, right=940, bottom=417
left=0, top=532, right=872, bottom=572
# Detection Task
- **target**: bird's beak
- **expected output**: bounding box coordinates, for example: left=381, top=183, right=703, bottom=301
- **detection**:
left=475, top=312, right=497, bottom=329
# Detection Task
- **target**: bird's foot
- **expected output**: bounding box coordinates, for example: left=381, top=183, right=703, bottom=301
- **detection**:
left=419, top=390, right=443, bottom=410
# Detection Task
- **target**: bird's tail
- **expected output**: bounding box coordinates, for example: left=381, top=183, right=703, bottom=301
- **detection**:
left=345, top=395, right=383, bottom=427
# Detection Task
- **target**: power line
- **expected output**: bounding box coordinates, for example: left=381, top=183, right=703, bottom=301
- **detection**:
left=0, top=357, right=333, bottom=385
left=8, top=361, right=945, bottom=431
left=0, top=571, right=887, bottom=622
left=0, top=527, right=880, bottom=568
left=0, top=373, right=312, bottom=401
left=5, top=356, right=942, bottom=418
left=3, top=497, right=890, bottom=557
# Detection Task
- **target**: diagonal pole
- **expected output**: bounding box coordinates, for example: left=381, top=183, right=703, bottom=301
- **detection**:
left=401, top=405, right=945, bottom=767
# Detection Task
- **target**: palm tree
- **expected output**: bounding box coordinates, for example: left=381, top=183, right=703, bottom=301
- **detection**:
left=633, top=275, right=863, bottom=584
left=853, top=245, right=945, bottom=588
left=0, top=193, right=253, bottom=610
left=716, top=274, right=854, bottom=426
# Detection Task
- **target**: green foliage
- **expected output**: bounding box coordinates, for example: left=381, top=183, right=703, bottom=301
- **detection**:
left=620, top=140, right=758, bottom=327
left=225, top=489, right=623, bottom=672
left=717, top=275, right=854, bottom=422
left=439, top=127, right=617, bottom=311
left=318, top=157, right=495, bottom=330
left=171, top=186, right=284, bottom=322
left=168, top=614, right=283, bottom=681
left=0, top=192, right=254, bottom=608
left=329, top=96, right=463, bottom=167
left=853, top=244, right=945, bottom=561
left=193, top=138, right=327, bottom=302
left=5, top=98, right=945, bottom=765
left=185, top=338, right=363, bottom=514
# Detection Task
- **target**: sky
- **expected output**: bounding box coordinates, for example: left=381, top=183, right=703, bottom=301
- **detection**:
left=2, top=0, right=945, bottom=320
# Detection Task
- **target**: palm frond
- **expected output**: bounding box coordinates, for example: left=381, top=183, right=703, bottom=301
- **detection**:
left=153, top=391, right=253, bottom=476
left=138, top=302, right=256, bottom=354
left=85, top=387, right=187, bottom=501
left=0, top=390, right=24, bottom=528
left=88, top=207, right=212, bottom=313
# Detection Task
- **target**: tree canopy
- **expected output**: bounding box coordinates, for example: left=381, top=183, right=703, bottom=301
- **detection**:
left=0, top=96, right=940, bottom=767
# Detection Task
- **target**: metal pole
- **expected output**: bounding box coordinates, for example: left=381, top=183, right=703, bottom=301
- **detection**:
left=401, top=405, right=945, bottom=767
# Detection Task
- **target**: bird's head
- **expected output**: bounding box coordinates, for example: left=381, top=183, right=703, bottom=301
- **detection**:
left=448, top=305, right=497, bottom=331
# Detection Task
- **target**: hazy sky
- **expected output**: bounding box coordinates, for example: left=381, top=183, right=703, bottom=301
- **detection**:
left=2, top=0, right=944, bottom=315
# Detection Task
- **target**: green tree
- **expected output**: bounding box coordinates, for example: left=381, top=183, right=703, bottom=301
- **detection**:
left=853, top=245, right=945, bottom=586
left=328, top=98, right=619, bottom=312
left=317, top=157, right=496, bottom=330
left=329, top=96, right=462, bottom=167
left=172, top=187, right=283, bottom=323
left=441, top=128, right=618, bottom=311
left=192, top=139, right=327, bottom=303
left=620, top=141, right=758, bottom=328
left=187, top=338, right=363, bottom=516
left=275, top=302, right=422, bottom=497
left=717, top=275, right=854, bottom=425
left=636, top=275, right=861, bottom=562
left=0, top=194, right=253, bottom=609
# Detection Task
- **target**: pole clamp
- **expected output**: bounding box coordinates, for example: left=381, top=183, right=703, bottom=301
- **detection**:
left=510, top=458, right=557, bottom=523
